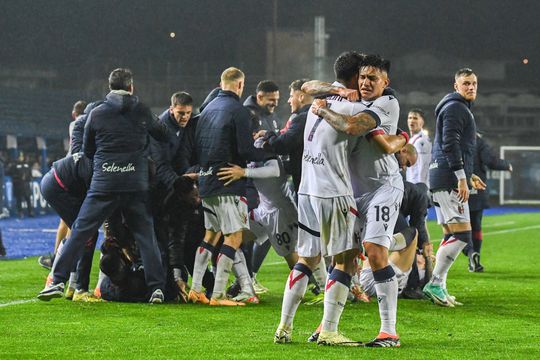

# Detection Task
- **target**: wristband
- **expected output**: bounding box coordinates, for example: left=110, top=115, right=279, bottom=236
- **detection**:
left=454, top=169, right=466, bottom=180
left=397, top=128, right=409, bottom=143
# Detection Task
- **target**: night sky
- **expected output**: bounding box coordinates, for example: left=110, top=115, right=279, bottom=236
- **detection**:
left=2, top=0, right=538, bottom=71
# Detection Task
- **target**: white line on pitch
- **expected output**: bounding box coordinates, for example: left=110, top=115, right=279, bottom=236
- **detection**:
left=432, top=224, right=540, bottom=244
left=0, top=299, right=37, bottom=308
left=483, top=221, right=515, bottom=228
left=483, top=224, right=540, bottom=236
left=265, top=261, right=287, bottom=266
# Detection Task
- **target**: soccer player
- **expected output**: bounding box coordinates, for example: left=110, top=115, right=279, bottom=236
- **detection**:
left=406, top=109, right=432, bottom=186
left=38, top=68, right=169, bottom=304
left=466, top=132, right=511, bottom=272
left=189, top=67, right=268, bottom=306
left=244, top=80, right=281, bottom=133
left=274, top=51, right=379, bottom=346
left=242, top=80, right=282, bottom=294
left=423, top=68, right=486, bottom=306
left=151, top=91, right=196, bottom=301
left=307, top=54, right=408, bottom=347
left=257, top=79, right=314, bottom=193
left=218, top=157, right=301, bottom=300
left=39, top=152, right=102, bottom=302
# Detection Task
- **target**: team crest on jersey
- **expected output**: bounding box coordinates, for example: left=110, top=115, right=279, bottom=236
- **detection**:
left=458, top=205, right=464, bottom=214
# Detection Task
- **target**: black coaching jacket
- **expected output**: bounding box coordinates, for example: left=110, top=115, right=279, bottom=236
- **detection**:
left=195, top=90, right=268, bottom=198
left=429, top=92, right=477, bottom=191
left=83, top=92, right=168, bottom=193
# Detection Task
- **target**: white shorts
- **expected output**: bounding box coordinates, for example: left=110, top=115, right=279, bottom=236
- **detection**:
left=202, top=195, right=249, bottom=235
left=297, top=194, right=359, bottom=258
left=359, top=262, right=411, bottom=298
left=249, top=203, right=298, bottom=257
left=432, top=189, right=470, bottom=225
left=355, top=184, right=403, bottom=249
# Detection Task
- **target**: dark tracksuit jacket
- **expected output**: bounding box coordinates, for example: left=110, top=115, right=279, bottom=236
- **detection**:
left=196, top=90, right=268, bottom=199
left=429, top=92, right=477, bottom=191
left=41, top=152, right=97, bottom=290
left=263, top=104, right=310, bottom=193
left=53, top=92, right=169, bottom=292
left=70, top=101, right=103, bottom=154
left=469, top=134, right=511, bottom=211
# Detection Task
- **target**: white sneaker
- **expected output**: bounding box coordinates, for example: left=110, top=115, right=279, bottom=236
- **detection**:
left=252, top=277, right=269, bottom=294
left=444, top=289, right=463, bottom=306
left=232, top=292, right=259, bottom=304
left=274, top=326, right=292, bottom=344
left=317, top=330, right=363, bottom=347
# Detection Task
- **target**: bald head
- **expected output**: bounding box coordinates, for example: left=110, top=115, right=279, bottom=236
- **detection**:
left=397, top=143, right=418, bottom=170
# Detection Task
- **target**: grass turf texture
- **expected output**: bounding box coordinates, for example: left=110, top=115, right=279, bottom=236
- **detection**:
left=1, top=213, right=539, bottom=359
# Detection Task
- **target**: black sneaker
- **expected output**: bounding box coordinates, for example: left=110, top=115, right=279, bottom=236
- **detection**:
left=38, top=255, right=52, bottom=270
left=469, top=252, right=484, bottom=272
left=307, top=331, right=320, bottom=343
left=226, top=280, right=241, bottom=298
left=400, top=287, right=425, bottom=300
left=149, top=289, right=164, bottom=304
left=365, top=335, right=400, bottom=348
left=37, top=283, right=65, bottom=301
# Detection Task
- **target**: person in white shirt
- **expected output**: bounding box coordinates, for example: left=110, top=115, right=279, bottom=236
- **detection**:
left=305, top=54, right=408, bottom=348
left=274, top=51, right=379, bottom=347
left=406, top=109, right=432, bottom=186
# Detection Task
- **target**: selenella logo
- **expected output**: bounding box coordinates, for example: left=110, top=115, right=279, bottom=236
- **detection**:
left=102, top=162, right=135, bottom=173
left=303, top=151, right=325, bottom=166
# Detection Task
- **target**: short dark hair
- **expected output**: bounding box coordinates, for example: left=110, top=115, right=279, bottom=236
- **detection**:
left=334, top=51, right=364, bottom=82
left=256, top=80, right=279, bottom=93
left=455, top=67, right=475, bottom=79
left=170, top=91, right=193, bottom=107
left=108, top=68, right=133, bottom=91
left=72, top=100, right=87, bottom=116
left=289, top=79, right=310, bottom=92
left=359, top=54, right=391, bottom=74
left=408, top=108, right=425, bottom=119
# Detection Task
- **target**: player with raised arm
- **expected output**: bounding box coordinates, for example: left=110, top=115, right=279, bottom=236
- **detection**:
left=217, top=156, right=305, bottom=296
left=307, top=54, right=408, bottom=347
left=274, top=51, right=380, bottom=347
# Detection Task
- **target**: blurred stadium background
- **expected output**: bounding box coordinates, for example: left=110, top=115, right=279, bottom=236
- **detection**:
left=1, top=0, right=539, bottom=258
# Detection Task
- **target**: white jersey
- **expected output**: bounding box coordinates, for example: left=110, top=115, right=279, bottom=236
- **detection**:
left=249, top=159, right=295, bottom=212
left=349, top=94, right=402, bottom=195
left=406, top=130, right=432, bottom=186
left=299, top=82, right=364, bottom=198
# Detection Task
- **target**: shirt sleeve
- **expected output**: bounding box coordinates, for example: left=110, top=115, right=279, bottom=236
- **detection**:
left=364, top=95, right=400, bottom=138
left=245, top=159, right=280, bottom=179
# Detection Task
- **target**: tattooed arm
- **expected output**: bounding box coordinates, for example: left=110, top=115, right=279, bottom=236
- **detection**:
left=311, top=99, right=377, bottom=136
left=371, top=134, right=407, bottom=154
left=301, top=81, right=359, bottom=101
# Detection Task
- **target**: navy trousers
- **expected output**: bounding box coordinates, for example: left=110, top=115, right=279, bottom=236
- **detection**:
left=53, top=190, right=165, bottom=293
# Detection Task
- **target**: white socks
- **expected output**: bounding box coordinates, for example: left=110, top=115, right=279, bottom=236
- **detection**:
left=279, top=263, right=312, bottom=329
left=232, top=249, right=255, bottom=296
left=321, top=269, right=351, bottom=332
left=373, top=265, right=398, bottom=336
left=432, top=234, right=468, bottom=288
left=191, top=242, right=213, bottom=292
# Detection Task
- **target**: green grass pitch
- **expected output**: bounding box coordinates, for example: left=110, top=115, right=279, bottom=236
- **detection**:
left=1, top=213, right=539, bottom=359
